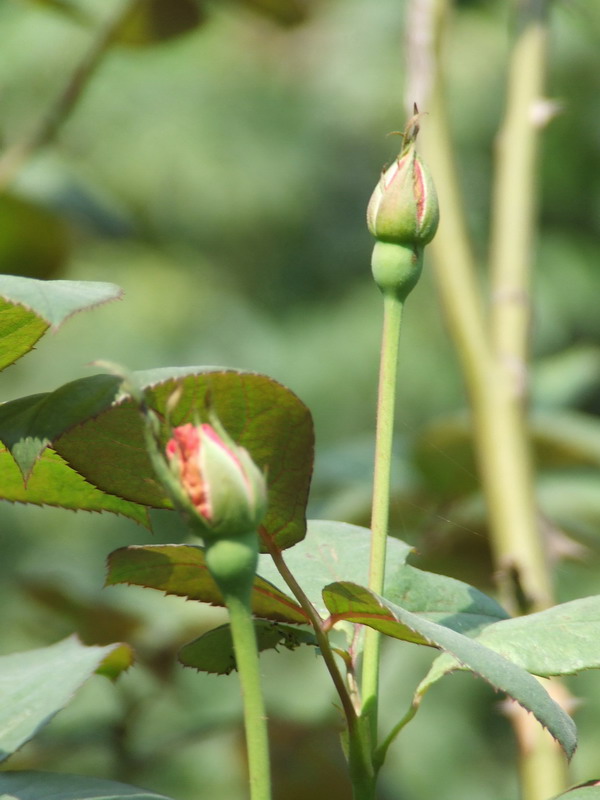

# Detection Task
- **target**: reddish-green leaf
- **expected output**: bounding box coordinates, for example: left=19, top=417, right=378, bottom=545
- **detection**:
left=179, top=621, right=316, bottom=675
left=106, top=544, right=307, bottom=624
left=0, top=368, right=313, bottom=546
left=56, top=368, right=314, bottom=548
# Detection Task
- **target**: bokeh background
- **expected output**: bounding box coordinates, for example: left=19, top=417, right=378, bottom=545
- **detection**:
left=0, top=0, right=599, bottom=798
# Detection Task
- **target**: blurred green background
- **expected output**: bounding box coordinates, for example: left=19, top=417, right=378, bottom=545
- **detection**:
left=0, top=0, right=599, bottom=798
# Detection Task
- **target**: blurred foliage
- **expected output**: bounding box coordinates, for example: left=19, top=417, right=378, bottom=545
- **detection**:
left=0, top=0, right=599, bottom=798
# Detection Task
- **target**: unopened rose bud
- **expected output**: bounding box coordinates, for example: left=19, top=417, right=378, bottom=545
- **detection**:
left=367, top=112, right=439, bottom=301
left=166, top=421, right=267, bottom=538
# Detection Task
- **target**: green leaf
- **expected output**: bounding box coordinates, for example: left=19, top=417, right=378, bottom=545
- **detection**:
left=0, top=447, right=149, bottom=527
left=257, top=519, right=412, bottom=617
left=552, top=786, right=600, bottom=800
left=179, top=620, right=317, bottom=675
left=384, top=563, right=510, bottom=635
left=106, top=544, right=307, bottom=624
left=464, top=595, right=600, bottom=677
left=0, top=771, right=172, bottom=799
left=0, top=299, right=48, bottom=373
left=0, top=636, right=128, bottom=761
left=0, top=375, right=122, bottom=478
left=0, top=274, right=122, bottom=331
left=0, top=276, right=122, bottom=372
left=54, top=367, right=314, bottom=549
left=96, top=643, right=135, bottom=681
left=322, top=582, right=577, bottom=758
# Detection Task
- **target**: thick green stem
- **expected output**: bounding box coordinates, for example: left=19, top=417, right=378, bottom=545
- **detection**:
left=489, top=2, right=565, bottom=795
left=487, top=0, right=553, bottom=614
left=407, top=1, right=565, bottom=797
left=206, top=534, right=271, bottom=800
left=361, top=293, right=404, bottom=741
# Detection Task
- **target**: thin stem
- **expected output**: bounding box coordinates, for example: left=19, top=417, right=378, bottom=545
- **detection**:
left=261, top=535, right=358, bottom=731
left=361, top=293, right=404, bottom=739
left=373, top=695, right=421, bottom=770
left=0, top=0, right=141, bottom=190
left=223, top=590, right=272, bottom=800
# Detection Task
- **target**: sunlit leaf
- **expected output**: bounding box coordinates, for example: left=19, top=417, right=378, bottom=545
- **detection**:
left=0, top=636, right=128, bottom=762
left=323, top=582, right=577, bottom=758
left=106, top=543, right=307, bottom=624
left=0, top=275, right=120, bottom=372
left=0, top=771, right=172, bottom=799
left=0, top=274, right=123, bottom=331
left=179, top=620, right=317, bottom=674
left=0, top=447, right=149, bottom=526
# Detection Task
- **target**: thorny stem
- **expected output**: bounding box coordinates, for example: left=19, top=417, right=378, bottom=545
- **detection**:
left=0, top=0, right=142, bottom=190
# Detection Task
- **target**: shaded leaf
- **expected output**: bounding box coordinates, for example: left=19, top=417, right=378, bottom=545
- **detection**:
left=323, top=582, right=577, bottom=758
left=0, top=192, right=70, bottom=281
left=0, top=375, right=123, bottom=478
left=106, top=544, right=307, bottom=624
left=385, top=563, right=510, bottom=635
left=55, top=367, right=314, bottom=549
left=179, top=620, right=317, bottom=674
left=0, top=636, right=128, bottom=762
left=114, top=0, right=205, bottom=46
left=0, top=447, right=149, bottom=527
left=0, top=771, right=172, bottom=799
left=257, top=519, right=412, bottom=617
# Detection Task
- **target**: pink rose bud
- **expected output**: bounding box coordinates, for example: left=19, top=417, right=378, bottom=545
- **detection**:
left=367, top=137, right=439, bottom=248
left=166, top=421, right=267, bottom=537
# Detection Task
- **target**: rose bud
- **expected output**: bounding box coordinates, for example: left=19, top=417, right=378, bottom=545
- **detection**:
left=165, top=421, right=267, bottom=538
left=367, top=111, right=439, bottom=301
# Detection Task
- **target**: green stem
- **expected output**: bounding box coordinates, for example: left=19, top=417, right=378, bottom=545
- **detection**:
left=224, top=591, right=271, bottom=800
left=206, top=534, right=271, bottom=800
left=361, top=293, right=404, bottom=740
left=487, top=0, right=553, bottom=614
